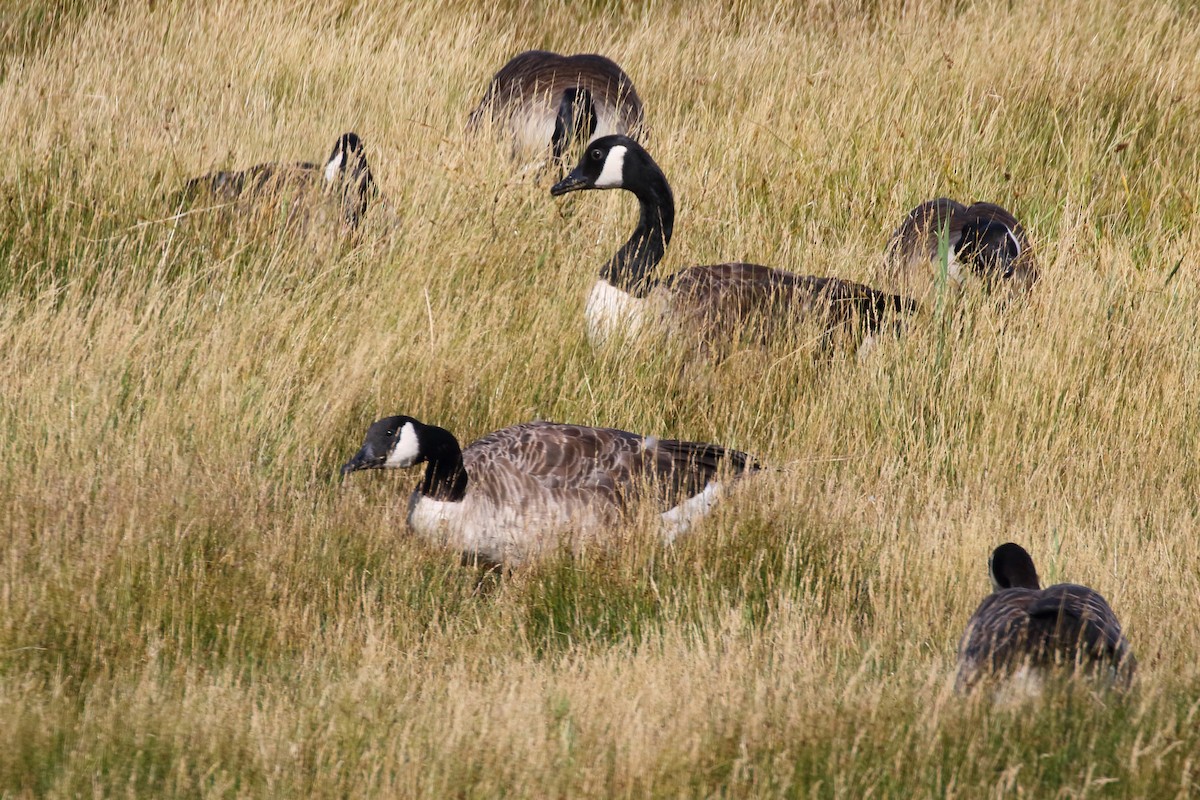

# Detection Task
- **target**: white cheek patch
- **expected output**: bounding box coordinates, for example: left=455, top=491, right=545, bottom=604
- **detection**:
left=593, top=144, right=627, bottom=188
left=988, top=559, right=1003, bottom=592
left=385, top=422, right=421, bottom=468
left=324, top=151, right=344, bottom=183
left=1007, top=229, right=1021, bottom=257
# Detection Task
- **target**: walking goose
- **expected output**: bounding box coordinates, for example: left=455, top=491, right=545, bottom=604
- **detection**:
left=550, top=136, right=917, bottom=350
left=341, top=415, right=758, bottom=565
left=956, top=543, right=1136, bottom=692
left=467, top=50, right=645, bottom=163
left=886, top=198, right=1038, bottom=296
left=175, top=132, right=377, bottom=229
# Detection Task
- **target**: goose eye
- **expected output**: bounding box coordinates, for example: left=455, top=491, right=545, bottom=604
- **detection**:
left=590, top=148, right=603, bottom=162
left=386, top=429, right=396, bottom=437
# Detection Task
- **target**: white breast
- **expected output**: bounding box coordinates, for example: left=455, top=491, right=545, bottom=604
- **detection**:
left=991, top=664, right=1046, bottom=707
left=408, top=481, right=728, bottom=564
left=512, top=108, right=555, bottom=156
left=407, top=494, right=463, bottom=547
left=585, top=279, right=648, bottom=343
left=407, top=491, right=603, bottom=565
left=408, top=493, right=515, bottom=563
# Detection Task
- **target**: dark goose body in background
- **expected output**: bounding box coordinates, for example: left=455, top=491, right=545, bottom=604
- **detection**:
left=886, top=197, right=1038, bottom=297
left=468, top=50, right=645, bottom=163
left=956, top=543, right=1136, bottom=692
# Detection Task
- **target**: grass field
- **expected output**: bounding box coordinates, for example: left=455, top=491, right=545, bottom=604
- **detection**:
left=3, top=0, right=1200, bottom=796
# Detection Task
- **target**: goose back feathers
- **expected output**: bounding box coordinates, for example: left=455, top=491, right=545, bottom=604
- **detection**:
left=886, top=197, right=1038, bottom=296
left=552, top=136, right=917, bottom=350
left=956, top=543, right=1135, bottom=692
left=468, top=51, right=645, bottom=161
left=341, top=416, right=758, bottom=565
left=175, top=132, right=378, bottom=229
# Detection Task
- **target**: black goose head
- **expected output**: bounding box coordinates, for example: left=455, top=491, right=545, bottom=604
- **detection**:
left=324, top=132, right=366, bottom=181
left=551, top=87, right=598, bottom=162
left=551, top=135, right=657, bottom=196
left=988, top=542, right=1042, bottom=591
left=341, top=415, right=425, bottom=475
left=956, top=213, right=1021, bottom=283
left=324, top=132, right=376, bottom=225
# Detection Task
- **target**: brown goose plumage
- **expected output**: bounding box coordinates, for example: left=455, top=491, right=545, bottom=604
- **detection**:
left=551, top=136, right=917, bottom=352
left=956, top=543, right=1135, bottom=692
left=661, top=263, right=915, bottom=346
left=341, top=416, right=758, bottom=565
left=467, top=50, right=645, bottom=160
left=174, top=132, right=378, bottom=230
left=886, top=197, right=1038, bottom=296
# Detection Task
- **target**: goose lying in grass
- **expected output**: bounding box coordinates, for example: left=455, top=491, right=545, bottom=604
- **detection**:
left=886, top=198, right=1038, bottom=297
left=956, top=543, right=1135, bottom=694
left=173, top=132, right=378, bottom=230
left=467, top=50, right=645, bottom=165
left=551, top=136, right=917, bottom=354
left=341, top=415, right=758, bottom=565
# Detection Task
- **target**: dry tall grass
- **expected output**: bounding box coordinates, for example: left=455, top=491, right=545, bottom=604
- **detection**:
left=2, top=0, right=1199, bottom=796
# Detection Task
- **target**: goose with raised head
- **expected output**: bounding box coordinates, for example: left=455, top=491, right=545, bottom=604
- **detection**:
left=886, top=198, right=1038, bottom=296
left=341, top=415, right=758, bottom=565
left=956, top=543, right=1135, bottom=693
left=468, top=50, right=645, bottom=163
left=175, top=132, right=378, bottom=229
left=551, top=136, right=917, bottom=351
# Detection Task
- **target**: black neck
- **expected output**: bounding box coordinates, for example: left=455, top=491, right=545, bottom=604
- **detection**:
left=551, top=88, right=596, bottom=162
left=417, top=425, right=468, bottom=502
left=341, top=161, right=374, bottom=225
left=603, top=168, right=674, bottom=297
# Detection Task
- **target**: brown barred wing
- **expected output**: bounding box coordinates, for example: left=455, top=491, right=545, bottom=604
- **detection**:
left=467, top=50, right=645, bottom=140
left=467, top=51, right=565, bottom=131
left=1027, top=583, right=1136, bottom=683
left=461, top=421, right=755, bottom=518
left=461, top=422, right=654, bottom=519
left=662, top=262, right=916, bottom=343
left=955, top=589, right=1042, bottom=689
left=560, top=53, right=645, bottom=136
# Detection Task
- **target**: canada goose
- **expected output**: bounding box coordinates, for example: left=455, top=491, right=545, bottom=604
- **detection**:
left=341, top=416, right=758, bottom=565
left=955, top=543, right=1135, bottom=692
left=467, top=50, right=645, bottom=163
left=550, top=136, right=917, bottom=351
left=174, top=132, right=378, bottom=229
left=886, top=198, right=1038, bottom=296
